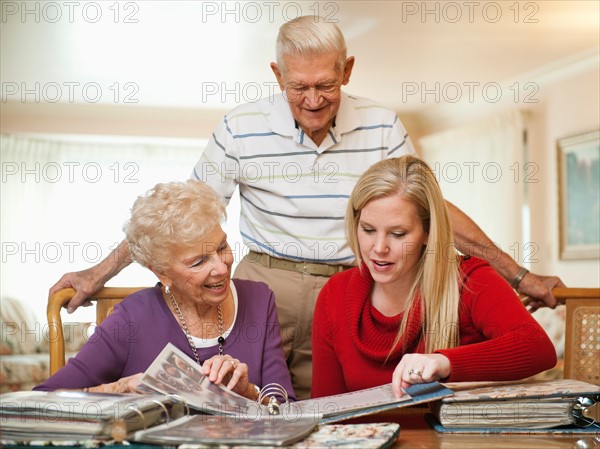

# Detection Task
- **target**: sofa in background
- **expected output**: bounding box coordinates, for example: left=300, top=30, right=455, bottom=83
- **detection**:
left=0, top=296, right=87, bottom=393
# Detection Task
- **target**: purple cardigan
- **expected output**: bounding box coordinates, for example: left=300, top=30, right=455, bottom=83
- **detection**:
left=35, top=279, right=295, bottom=400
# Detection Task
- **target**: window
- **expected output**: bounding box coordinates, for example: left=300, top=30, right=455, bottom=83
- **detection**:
left=419, top=110, right=529, bottom=263
left=1, top=133, right=241, bottom=323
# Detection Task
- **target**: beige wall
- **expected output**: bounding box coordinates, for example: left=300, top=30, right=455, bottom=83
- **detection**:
left=414, top=65, right=600, bottom=286
left=527, top=68, right=600, bottom=286
left=1, top=102, right=226, bottom=139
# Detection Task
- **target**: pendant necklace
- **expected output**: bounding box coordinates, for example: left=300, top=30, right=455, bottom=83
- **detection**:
left=165, top=286, right=225, bottom=365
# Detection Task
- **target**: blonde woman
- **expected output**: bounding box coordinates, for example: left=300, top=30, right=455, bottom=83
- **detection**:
left=311, top=155, right=556, bottom=398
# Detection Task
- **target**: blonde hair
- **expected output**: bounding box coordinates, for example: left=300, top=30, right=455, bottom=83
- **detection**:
left=346, top=155, right=460, bottom=354
left=276, top=15, right=347, bottom=73
left=124, top=180, right=226, bottom=273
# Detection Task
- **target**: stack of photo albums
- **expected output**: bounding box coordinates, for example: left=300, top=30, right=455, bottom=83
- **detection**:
left=0, top=343, right=452, bottom=446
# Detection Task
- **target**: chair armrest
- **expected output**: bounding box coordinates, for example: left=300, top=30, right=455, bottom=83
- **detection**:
left=47, top=288, right=77, bottom=375
left=521, top=287, right=600, bottom=307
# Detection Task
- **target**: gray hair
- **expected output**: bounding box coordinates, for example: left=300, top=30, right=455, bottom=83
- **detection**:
left=124, top=180, right=226, bottom=273
left=276, top=15, right=347, bottom=72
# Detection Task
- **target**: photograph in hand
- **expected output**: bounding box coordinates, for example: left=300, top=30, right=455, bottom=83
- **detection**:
left=141, top=345, right=256, bottom=415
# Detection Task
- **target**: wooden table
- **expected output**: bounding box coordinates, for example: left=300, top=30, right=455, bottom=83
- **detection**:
left=392, top=422, right=597, bottom=448
left=374, top=410, right=599, bottom=449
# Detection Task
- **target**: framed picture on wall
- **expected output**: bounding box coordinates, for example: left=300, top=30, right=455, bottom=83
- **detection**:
left=558, top=130, right=600, bottom=260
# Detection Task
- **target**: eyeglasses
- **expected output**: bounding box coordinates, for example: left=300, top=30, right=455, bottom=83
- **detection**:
left=284, top=82, right=341, bottom=101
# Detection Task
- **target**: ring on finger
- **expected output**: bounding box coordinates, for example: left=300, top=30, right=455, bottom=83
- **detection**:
left=408, top=369, right=422, bottom=377
left=230, top=360, right=237, bottom=370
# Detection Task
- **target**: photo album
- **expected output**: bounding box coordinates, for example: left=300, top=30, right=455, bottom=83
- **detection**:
left=428, top=378, right=600, bottom=434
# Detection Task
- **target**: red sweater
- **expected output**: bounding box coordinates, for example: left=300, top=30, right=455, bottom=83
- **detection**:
left=311, top=256, right=557, bottom=398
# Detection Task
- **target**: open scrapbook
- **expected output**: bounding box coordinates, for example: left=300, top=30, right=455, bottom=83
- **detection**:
left=138, top=343, right=453, bottom=423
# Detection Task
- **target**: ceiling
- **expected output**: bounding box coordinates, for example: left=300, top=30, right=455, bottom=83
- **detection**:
left=1, top=0, right=599, bottom=116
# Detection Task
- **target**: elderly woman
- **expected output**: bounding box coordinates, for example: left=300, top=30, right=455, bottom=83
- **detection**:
left=35, top=180, right=295, bottom=401
left=311, top=155, right=556, bottom=399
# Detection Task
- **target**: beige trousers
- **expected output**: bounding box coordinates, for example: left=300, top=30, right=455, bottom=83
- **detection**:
left=234, top=255, right=330, bottom=400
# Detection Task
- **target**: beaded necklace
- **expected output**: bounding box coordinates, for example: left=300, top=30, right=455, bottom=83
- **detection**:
left=165, top=286, right=225, bottom=364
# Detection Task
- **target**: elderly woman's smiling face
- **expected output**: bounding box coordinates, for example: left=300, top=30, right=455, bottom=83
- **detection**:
left=158, top=226, right=233, bottom=307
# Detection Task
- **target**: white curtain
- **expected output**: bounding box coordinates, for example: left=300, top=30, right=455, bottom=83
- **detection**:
left=1, top=133, right=205, bottom=323
left=419, top=110, right=528, bottom=260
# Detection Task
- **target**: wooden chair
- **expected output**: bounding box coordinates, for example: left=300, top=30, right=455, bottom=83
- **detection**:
left=48, top=287, right=600, bottom=384
left=47, top=287, right=145, bottom=375
left=524, top=287, right=600, bottom=385
left=552, top=287, right=600, bottom=386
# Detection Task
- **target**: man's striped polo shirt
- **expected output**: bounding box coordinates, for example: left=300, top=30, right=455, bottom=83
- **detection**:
left=192, top=92, right=415, bottom=265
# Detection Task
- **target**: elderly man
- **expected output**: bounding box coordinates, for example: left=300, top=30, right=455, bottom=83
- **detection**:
left=51, top=16, right=564, bottom=400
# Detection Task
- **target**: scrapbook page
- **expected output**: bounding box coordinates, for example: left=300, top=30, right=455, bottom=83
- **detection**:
left=141, top=343, right=454, bottom=423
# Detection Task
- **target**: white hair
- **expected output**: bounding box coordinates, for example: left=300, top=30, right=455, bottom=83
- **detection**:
left=276, top=15, right=347, bottom=72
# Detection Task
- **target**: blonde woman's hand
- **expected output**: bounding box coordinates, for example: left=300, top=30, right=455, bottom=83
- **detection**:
left=88, top=373, right=144, bottom=394
left=202, top=355, right=252, bottom=398
left=392, top=353, right=451, bottom=398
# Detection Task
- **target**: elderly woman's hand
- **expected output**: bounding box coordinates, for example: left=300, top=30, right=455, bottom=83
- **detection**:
left=202, top=355, right=255, bottom=399
left=391, top=353, right=451, bottom=398
left=88, top=373, right=144, bottom=394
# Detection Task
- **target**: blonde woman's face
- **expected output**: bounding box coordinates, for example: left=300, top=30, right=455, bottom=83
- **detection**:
left=159, top=226, right=233, bottom=306
left=357, top=194, right=428, bottom=287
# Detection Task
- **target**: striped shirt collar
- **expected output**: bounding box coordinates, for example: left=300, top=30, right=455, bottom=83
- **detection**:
left=269, top=92, right=362, bottom=150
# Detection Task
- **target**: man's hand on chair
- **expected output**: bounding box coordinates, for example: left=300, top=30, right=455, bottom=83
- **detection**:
left=49, top=241, right=132, bottom=313
left=517, top=272, right=566, bottom=312
left=49, top=267, right=107, bottom=313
